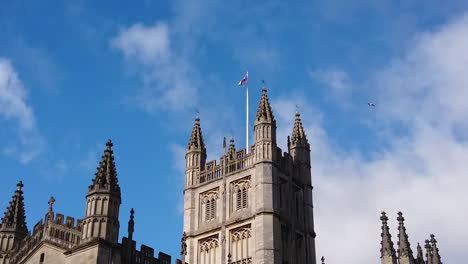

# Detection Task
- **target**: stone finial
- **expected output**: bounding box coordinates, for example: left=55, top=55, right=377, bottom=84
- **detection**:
left=430, top=234, right=442, bottom=264
left=291, top=111, right=308, bottom=146
left=380, top=211, right=397, bottom=263
left=425, top=239, right=433, bottom=264
left=223, top=137, right=227, bottom=155
left=17, top=181, right=24, bottom=191
left=91, top=140, right=119, bottom=191
left=228, top=138, right=236, bottom=159
left=255, top=86, right=275, bottom=123
left=396, top=212, right=414, bottom=259
left=128, top=208, right=135, bottom=241
left=48, top=197, right=56, bottom=212
left=415, top=243, right=425, bottom=264
left=321, top=256, right=325, bottom=264
left=187, top=117, right=205, bottom=150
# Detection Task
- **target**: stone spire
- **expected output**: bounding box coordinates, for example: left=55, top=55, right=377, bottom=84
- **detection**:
left=185, top=117, right=207, bottom=186
left=90, top=139, right=120, bottom=192
left=255, top=87, right=275, bottom=124
left=425, top=239, right=434, bottom=264
left=396, top=212, right=415, bottom=264
left=254, top=87, right=277, bottom=161
left=380, top=212, right=397, bottom=264
left=430, top=234, right=442, bottom=264
left=128, top=208, right=135, bottom=241
left=415, top=243, right=425, bottom=264
left=1, top=181, right=27, bottom=234
left=321, top=256, right=325, bottom=264
left=291, top=112, right=308, bottom=146
left=228, top=138, right=236, bottom=159
left=187, top=117, right=205, bottom=151
left=82, top=139, right=121, bottom=244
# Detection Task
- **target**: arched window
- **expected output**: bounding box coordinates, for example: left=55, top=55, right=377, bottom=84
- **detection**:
left=237, top=187, right=248, bottom=210
left=205, top=198, right=216, bottom=221
left=230, top=227, right=252, bottom=263
left=40, top=253, right=45, bottom=263
left=199, top=237, right=219, bottom=264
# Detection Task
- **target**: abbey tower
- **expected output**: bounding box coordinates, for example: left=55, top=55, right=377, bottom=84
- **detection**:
left=182, top=87, right=317, bottom=264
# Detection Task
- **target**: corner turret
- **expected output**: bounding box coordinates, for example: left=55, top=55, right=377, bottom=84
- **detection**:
left=254, top=87, right=277, bottom=162
left=81, top=140, right=121, bottom=244
left=185, top=117, right=207, bottom=187
left=0, top=181, right=28, bottom=257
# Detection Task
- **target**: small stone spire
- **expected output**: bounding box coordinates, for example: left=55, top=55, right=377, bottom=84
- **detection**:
left=1, top=181, right=27, bottom=234
left=321, top=256, right=325, bottom=264
left=291, top=112, right=308, bottom=146
left=396, top=212, right=414, bottom=263
left=228, top=138, right=236, bottom=159
left=430, top=234, right=442, bottom=264
left=91, top=140, right=119, bottom=192
left=187, top=117, right=205, bottom=150
left=255, top=87, right=275, bottom=124
left=380, top=212, right=397, bottom=264
left=425, top=239, right=434, bottom=264
left=128, top=208, right=135, bottom=241
left=223, top=137, right=227, bottom=155
left=415, top=243, right=425, bottom=264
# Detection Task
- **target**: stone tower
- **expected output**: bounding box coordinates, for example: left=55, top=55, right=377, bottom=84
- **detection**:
left=182, top=87, right=317, bottom=264
left=0, top=181, right=28, bottom=263
left=81, top=139, right=121, bottom=244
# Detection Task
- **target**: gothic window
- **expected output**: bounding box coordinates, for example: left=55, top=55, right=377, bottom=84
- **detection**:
left=232, top=177, right=250, bottom=212
left=205, top=198, right=216, bottom=221
left=201, top=189, right=218, bottom=223
left=39, top=253, right=45, bottom=263
left=236, top=187, right=248, bottom=210
left=229, top=226, right=252, bottom=263
left=199, top=237, right=219, bottom=264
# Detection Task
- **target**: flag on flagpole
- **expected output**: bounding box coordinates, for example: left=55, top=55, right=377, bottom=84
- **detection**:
left=238, top=71, right=248, bottom=86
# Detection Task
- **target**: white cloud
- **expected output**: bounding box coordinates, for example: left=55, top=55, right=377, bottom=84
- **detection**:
left=112, top=23, right=170, bottom=65
left=0, top=58, right=44, bottom=163
left=289, top=13, right=468, bottom=263
left=310, top=69, right=353, bottom=107
left=112, top=22, right=198, bottom=112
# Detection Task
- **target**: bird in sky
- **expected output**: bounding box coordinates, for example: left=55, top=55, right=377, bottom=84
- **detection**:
left=368, top=103, right=376, bottom=107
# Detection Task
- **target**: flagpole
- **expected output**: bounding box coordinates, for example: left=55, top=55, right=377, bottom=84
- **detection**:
left=246, top=81, right=249, bottom=154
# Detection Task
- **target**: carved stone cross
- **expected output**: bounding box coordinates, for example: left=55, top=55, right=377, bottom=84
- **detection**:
left=48, top=196, right=56, bottom=212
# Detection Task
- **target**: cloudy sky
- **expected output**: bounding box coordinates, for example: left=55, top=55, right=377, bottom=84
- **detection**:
left=1, top=0, right=467, bottom=262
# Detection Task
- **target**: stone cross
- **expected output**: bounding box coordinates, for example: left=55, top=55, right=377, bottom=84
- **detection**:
left=48, top=196, right=56, bottom=212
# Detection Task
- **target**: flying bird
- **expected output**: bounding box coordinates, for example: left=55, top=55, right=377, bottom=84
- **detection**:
left=368, top=103, right=376, bottom=107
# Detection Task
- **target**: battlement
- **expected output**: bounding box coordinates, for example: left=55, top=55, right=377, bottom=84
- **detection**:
left=11, top=212, right=81, bottom=263
left=194, top=144, right=295, bottom=187
left=121, top=237, right=185, bottom=264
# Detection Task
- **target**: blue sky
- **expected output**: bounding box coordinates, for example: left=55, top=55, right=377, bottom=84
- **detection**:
left=1, top=0, right=468, bottom=262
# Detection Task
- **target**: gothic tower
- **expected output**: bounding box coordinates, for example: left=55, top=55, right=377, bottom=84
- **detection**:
left=380, top=212, right=397, bottom=264
left=397, top=212, right=415, bottom=264
left=182, top=87, right=317, bottom=264
left=0, top=181, right=28, bottom=264
left=81, top=140, right=121, bottom=244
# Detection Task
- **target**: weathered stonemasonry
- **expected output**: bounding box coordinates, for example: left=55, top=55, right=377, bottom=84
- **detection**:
left=0, top=140, right=182, bottom=264
left=182, top=87, right=317, bottom=264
